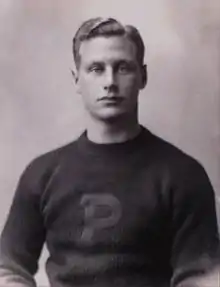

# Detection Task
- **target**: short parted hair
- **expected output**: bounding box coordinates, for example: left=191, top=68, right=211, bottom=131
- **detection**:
left=72, top=17, right=145, bottom=70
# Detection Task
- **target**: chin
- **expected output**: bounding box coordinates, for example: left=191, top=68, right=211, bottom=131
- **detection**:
left=93, top=109, right=128, bottom=123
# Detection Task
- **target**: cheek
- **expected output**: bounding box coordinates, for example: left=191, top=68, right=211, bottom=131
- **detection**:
left=78, top=78, right=101, bottom=108
left=78, top=78, right=94, bottom=97
left=119, top=76, right=140, bottom=94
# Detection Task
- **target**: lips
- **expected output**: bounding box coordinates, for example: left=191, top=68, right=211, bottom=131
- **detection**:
left=99, top=96, right=124, bottom=103
left=101, top=98, right=123, bottom=107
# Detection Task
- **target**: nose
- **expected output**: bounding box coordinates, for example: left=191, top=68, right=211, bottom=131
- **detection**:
left=103, top=67, right=117, bottom=91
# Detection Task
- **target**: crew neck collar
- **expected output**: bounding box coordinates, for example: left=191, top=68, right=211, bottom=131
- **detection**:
left=77, top=125, right=151, bottom=155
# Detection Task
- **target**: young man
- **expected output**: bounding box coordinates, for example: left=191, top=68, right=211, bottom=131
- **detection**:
left=0, top=17, right=219, bottom=287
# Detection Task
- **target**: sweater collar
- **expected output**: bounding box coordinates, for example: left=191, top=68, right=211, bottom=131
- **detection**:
left=77, top=125, right=152, bottom=156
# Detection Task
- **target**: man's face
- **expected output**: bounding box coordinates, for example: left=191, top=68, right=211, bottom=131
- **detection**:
left=75, top=36, right=146, bottom=121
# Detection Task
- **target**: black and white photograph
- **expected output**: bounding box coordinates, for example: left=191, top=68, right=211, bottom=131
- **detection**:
left=0, top=1, right=220, bottom=286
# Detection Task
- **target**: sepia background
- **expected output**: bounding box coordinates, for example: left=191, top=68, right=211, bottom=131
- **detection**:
left=0, top=0, right=220, bottom=285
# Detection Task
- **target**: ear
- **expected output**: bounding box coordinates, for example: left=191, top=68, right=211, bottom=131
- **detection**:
left=71, top=69, right=81, bottom=94
left=71, top=69, right=78, bottom=84
left=140, top=64, right=147, bottom=89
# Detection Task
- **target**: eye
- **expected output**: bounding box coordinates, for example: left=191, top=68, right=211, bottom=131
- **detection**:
left=118, top=63, right=133, bottom=74
left=89, top=65, right=104, bottom=74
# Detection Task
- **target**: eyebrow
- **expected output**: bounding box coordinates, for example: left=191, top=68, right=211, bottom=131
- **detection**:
left=116, top=60, right=137, bottom=67
left=87, top=61, right=105, bottom=67
left=86, top=59, right=137, bottom=67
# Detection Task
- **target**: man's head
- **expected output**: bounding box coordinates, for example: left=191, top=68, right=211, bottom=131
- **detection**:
left=73, top=18, right=145, bottom=70
left=72, top=17, right=147, bottom=122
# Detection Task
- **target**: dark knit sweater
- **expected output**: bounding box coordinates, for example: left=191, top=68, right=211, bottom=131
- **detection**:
left=0, top=127, right=219, bottom=287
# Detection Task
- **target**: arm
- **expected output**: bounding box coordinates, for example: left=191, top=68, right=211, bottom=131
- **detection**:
left=0, top=162, right=46, bottom=287
left=170, top=159, right=220, bottom=287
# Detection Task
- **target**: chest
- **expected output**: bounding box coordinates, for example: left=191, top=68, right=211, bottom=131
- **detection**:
left=40, top=159, right=170, bottom=249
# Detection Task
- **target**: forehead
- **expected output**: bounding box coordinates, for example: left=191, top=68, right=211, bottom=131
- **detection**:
left=79, top=36, right=137, bottom=65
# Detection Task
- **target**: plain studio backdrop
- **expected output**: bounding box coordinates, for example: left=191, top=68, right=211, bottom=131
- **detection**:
left=0, top=0, right=220, bottom=285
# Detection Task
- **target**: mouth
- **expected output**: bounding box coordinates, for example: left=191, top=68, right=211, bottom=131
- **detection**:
left=98, top=96, right=124, bottom=104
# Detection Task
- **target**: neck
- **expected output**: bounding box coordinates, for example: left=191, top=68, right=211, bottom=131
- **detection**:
left=86, top=115, right=141, bottom=144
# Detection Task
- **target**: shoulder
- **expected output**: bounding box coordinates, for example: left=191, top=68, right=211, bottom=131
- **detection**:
left=142, top=128, right=212, bottom=193
left=19, top=135, right=82, bottom=190
left=146, top=128, right=206, bottom=174
left=145, top=131, right=217, bottom=219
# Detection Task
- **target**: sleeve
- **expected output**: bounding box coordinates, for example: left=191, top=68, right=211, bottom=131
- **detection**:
left=170, top=159, right=220, bottom=287
left=0, top=160, right=46, bottom=287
